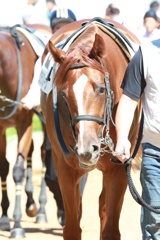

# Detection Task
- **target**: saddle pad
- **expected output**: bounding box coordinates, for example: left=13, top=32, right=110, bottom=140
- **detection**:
left=16, top=27, right=48, bottom=57
left=94, top=21, right=139, bottom=59
left=38, top=24, right=89, bottom=94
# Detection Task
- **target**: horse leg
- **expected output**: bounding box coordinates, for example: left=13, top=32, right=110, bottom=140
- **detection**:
left=10, top=152, right=25, bottom=238
left=32, top=122, right=47, bottom=223
left=80, top=174, right=88, bottom=196
left=42, top=127, right=65, bottom=226
left=35, top=161, right=48, bottom=224
left=25, top=139, right=38, bottom=218
left=99, top=183, right=107, bottom=238
left=10, top=122, right=32, bottom=238
left=44, top=149, right=65, bottom=226
left=101, top=165, right=127, bottom=240
left=56, top=159, right=83, bottom=240
left=0, top=131, right=10, bottom=231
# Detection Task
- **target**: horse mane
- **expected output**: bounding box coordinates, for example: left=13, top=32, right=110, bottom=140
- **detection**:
left=54, top=24, right=104, bottom=89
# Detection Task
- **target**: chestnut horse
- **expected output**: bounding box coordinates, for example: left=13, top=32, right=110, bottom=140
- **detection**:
left=40, top=18, right=141, bottom=240
left=0, top=24, right=52, bottom=238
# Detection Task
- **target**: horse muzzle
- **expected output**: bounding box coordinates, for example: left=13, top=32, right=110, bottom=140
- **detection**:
left=74, top=145, right=100, bottom=169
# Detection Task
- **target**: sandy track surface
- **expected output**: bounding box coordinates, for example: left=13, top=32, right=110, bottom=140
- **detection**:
left=0, top=132, right=142, bottom=239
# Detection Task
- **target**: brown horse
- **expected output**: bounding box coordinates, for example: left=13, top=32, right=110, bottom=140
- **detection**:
left=40, top=17, right=141, bottom=240
left=0, top=24, right=51, bottom=238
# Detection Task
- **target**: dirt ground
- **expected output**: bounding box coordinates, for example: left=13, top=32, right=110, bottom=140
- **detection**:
left=0, top=132, right=142, bottom=240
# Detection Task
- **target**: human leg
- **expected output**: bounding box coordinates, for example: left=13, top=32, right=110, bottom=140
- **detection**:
left=140, top=142, right=160, bottom=240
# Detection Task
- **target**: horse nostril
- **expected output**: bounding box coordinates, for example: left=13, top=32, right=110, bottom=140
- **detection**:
left=93, top=145, right=99, bottom=152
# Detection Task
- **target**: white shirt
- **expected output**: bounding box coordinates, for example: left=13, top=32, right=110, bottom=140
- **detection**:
left=141, top=42, right=160, bottom=147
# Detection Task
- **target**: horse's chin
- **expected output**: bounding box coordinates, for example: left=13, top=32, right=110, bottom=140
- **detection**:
left=78, top=161, right=97, bottom=170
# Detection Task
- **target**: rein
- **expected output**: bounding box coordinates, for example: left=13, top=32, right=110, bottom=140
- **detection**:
left=0, top=95, right=45, bottom=124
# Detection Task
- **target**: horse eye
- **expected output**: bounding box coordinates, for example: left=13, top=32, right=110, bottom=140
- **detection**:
left=99, top=86, right=105, bottom=94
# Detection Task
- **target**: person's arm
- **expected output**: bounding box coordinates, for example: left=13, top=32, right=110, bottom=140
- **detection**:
left=115, top=47, right=145, bottom=162
left=115, top=94, right=138, bottom=162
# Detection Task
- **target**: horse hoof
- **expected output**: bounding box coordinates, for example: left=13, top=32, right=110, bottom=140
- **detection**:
left=26, top=203, right=38, bottom=217
left=0, top=216, right=10, bottom=231
left=35, top=213, right=48, bottom=223
left=57, top=209, right=65, bottom=227
left=10, top=228, right=25, bottom=239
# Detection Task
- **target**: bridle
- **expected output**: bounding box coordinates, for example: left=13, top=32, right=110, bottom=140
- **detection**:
left=52, top=59, right=117, bottom=157
left=70, top=60, right=112, bottom=125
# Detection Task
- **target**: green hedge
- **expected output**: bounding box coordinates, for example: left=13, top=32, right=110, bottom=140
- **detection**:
left=6, top=114, right=42, bottom=137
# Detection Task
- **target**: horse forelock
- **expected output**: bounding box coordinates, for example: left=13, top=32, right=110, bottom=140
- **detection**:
left=54, top=50, right=103, bottom=90
left=54, top=25, right=104, bottom=89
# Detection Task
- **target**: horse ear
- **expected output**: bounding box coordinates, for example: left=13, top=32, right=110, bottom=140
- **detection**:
left=90, top=33, right=106, bottom=60
left=47, top=40, right=66, bottom=63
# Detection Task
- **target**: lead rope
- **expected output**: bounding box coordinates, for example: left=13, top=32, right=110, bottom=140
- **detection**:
left=112, top=111, right=160, bottom=213
left=125, top=111, right=160, bottom=213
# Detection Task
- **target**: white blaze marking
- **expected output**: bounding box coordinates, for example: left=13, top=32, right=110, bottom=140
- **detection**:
left=73, top=74, right=88, bottom=152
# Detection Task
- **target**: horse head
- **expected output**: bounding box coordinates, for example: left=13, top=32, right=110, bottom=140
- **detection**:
left=47, top=23, right=125, bottom=169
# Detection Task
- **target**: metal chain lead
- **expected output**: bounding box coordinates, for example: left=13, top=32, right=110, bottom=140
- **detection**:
left=100, top=125, right=124, bottom=157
